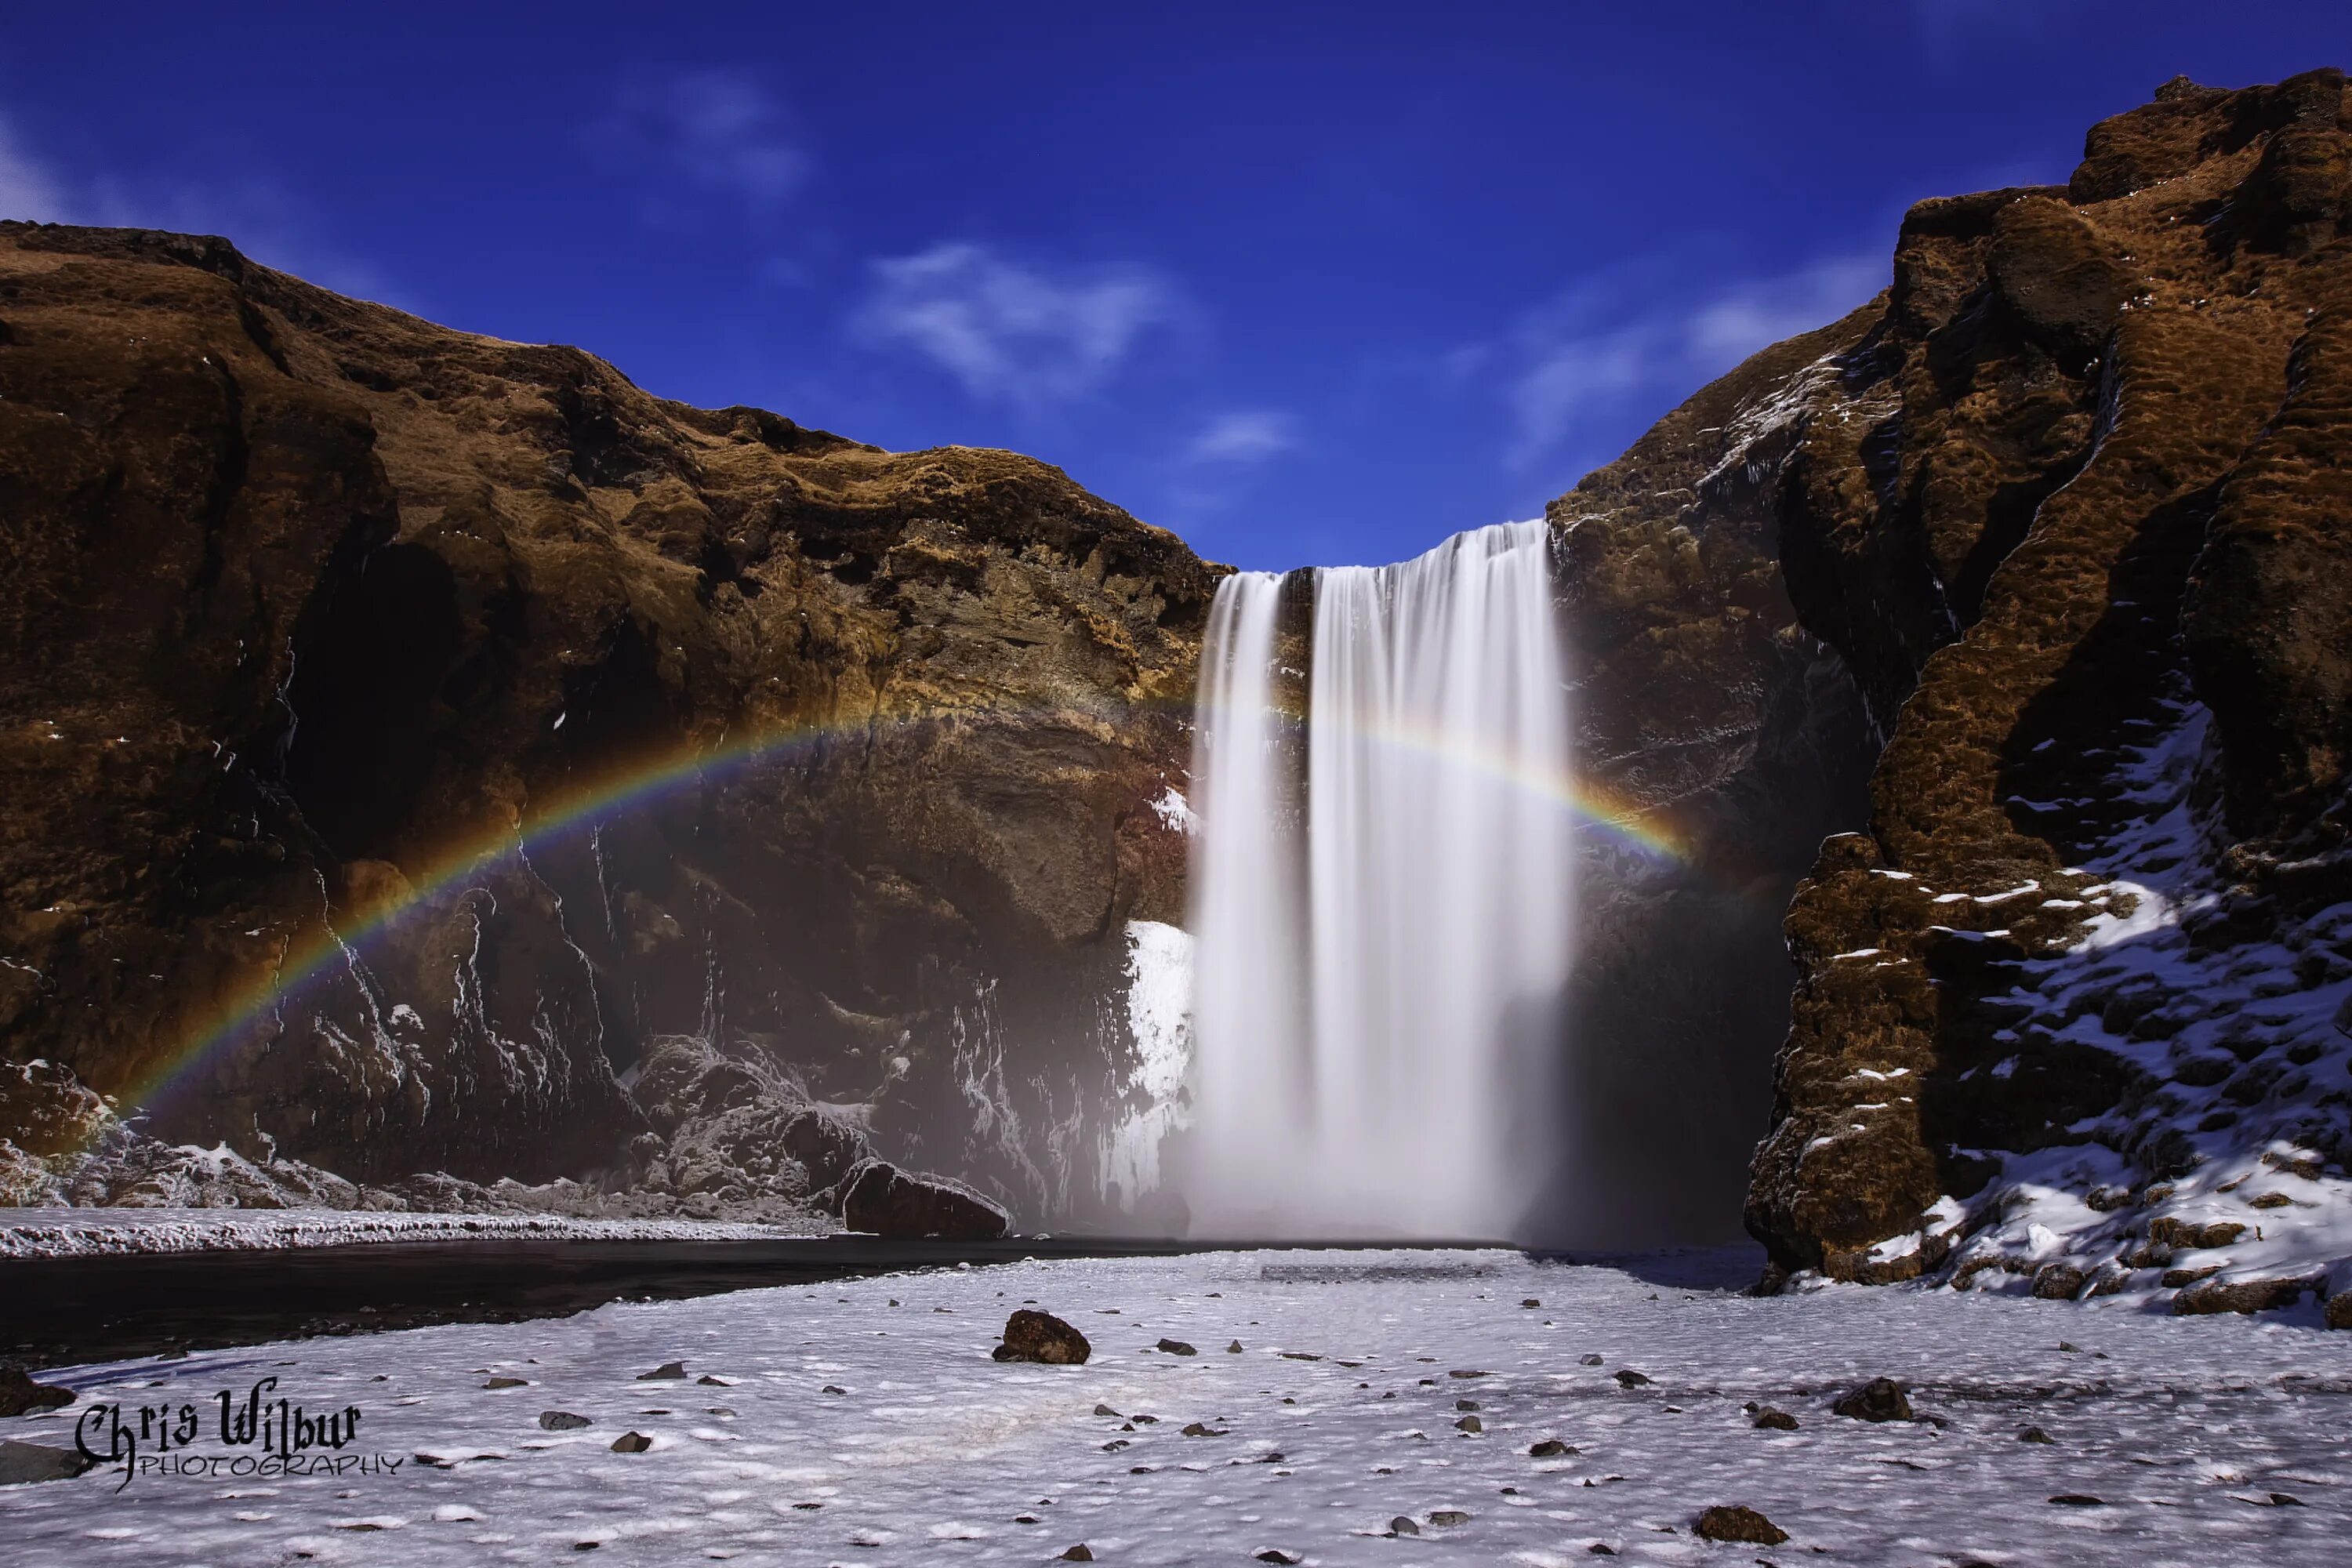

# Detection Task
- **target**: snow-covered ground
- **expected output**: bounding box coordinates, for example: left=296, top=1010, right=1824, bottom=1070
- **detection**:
left=0, top=1207, right=826, bottom=1260
left=5, top=1247, right=2349, bottom=1565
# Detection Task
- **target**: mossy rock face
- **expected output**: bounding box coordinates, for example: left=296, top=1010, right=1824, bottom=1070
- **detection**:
left=1742, top=71, right=2352, bottom=1284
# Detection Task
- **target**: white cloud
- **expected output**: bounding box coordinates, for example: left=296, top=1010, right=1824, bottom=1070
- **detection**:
left=1495, top=253, right=1886, bottom=467
left=0, top=114, right=70, bottom=221
left=854, top=241, right=1175, bottom=405
left=1181, top=408, right=1298, bottom=466
left=605, top=68, right=811, bottom=216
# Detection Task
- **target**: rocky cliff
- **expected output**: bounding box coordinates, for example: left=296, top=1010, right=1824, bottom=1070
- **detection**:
left=0, top=223, right=1216, bottom=1223
left=1599, top=69, right=2352, bottom=1312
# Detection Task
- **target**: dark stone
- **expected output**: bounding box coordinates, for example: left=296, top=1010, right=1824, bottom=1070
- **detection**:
left=1455, top=1415, right=1483, bottom=1433
left=1613, top=1370, right=1651, bottom=1388
left=539, top=1411, right=592, bottom=1431
left=1257, top=1554, right=1298, bottom=1566
left=0, top=1440, right=96, bottom=1486
left=842, top=1160, right=1009, bottom=1241
left=1752, top=1407, right=1798, bottom=1431
left=993, top=1310, right=1090, bottom=1365
left=1831, top=1378, right=1914, bottom=1422
left=2019, top=1426, right=2054, bottom=1444
left=609, top=1432, right=652, bottom=1453
left=1059, top=1546, right=1093, bottom=1562
left=1155, top=1338, right=1196, bottom=1356
left=1388, top=1516, right=1420, bottom=1536
left=1695, top=1505, right=1789, bottom=1545
left=2049, top=1494, right=2104, bottom=1507
left=0, top=1368, right=74, bottom=1418
left=636, top=1362, right=686, bottom=1381
left=483, top=1376, right=528, bottom=1389
left=1428, top=1511, right=1471, bottom=1526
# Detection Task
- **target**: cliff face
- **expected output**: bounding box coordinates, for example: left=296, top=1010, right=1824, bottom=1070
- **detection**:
left=1719, top=70, right=2352, bottom=1308
left=0, top=223, right=1214, bottom=1221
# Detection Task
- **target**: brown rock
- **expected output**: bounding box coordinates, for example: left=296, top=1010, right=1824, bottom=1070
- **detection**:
left=2171, top=1276, right=2317, bottom=1316
left=609, top=1432, right=652, bottom=1453
left=992, top=1309, right=1090, bottom=1365
left=1744, top=71, right=2352, bottom=1285
left=1831, top=1377, right=1913, bottom=1422
left=1694, top=1505, right=1790, bottom=1546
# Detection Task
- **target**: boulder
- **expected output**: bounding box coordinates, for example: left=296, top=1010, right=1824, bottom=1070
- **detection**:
left=841, top=1160, right=1009, bottom=1241
left=2172, top=1276, right=2317, bottom=1316
left=0, top=1440, right=95, bottom=1486
left=1831, top=1377, right=1913, bottom=1422
left=0, top=1368, right=74, bottom=1418
left=992, top=1309, right=1091, bottom=1365
left=1695, top=1505, right=1789, bottom=1546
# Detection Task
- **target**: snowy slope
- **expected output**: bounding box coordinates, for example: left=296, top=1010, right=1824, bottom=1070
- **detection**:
left=3, top=1248, right=2348, bottom=1565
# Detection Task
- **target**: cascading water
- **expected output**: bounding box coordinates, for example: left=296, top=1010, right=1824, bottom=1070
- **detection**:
left=1181, top=520, right=1573, bottom=1240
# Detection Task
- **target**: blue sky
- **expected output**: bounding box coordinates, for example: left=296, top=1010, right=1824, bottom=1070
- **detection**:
left=3, top=4, right=2346, bottom=569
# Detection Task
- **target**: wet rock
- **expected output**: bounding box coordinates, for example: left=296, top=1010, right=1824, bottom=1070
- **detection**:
left=1752, top=1407, right=1798, bottom=1431
left=1093, top=1404, right=1121, bottom=1417
left=1455, top=1399, right=1480, bottom=1411
left=539, top=1411, right=592, bottom=1431
left=1181, top=1421, right=1224, bottom=1437
left=1831, top=1377, right=1913, bottom=1422
left=1695, top=1505, right=1789, bottom=1546
left=2326, top=1292, right=2352, bottom=1330
left=695, top=1375, right=731, bottom=1387
left=1388, top=1515, right=1420, bottom=1536
left=0, top=1368, right=74, bottom=1418
left=1613, top=1370, right=1651, bottom=1388
left=1578, top=1354, right=1604, bottom=1367
left=1448, top=1369, right=1486, bottom=1379
left=2049, top=1494, right=2104, bottom=1507
left=821, top=1385, right=846, bottom=1395
left=636, top=1362, right=686, bottom=1381
left=993, top=1310, right=1091, bottom=1365
left=0, top=1441, right=96, bottom=1486
left=1059, top=1546, right=1093, bottom=1563
left=1455, top=1415, right=1483, bottom=1433
left=1588, top=1548, right=1617, bottom=1558
left=843, top=1160, right=1010, bottom=1240
left=1257, top=1554, right=1298, bottom=1566
left=1523, top=1298, right=1541, bottom=1308
left=1529, top=1439, right=1575, bottom=1457
left=609, top=1432, right=652, bottom=1453
left=1228, top=1341, right=1243, bottom=1353
left=2019, top=1426, right=2054, bottom=1443
left=483, top=1376, right=528, bottom=1389
left=1156, top=1338, right=1197, bottom=1356
left=1428, top=1510, right=1471, bottom=1526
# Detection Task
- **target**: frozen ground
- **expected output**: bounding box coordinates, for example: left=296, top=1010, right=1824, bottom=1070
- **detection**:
left=0, top=1207, right=827, bottom=1260
left=5, top=1249, right=2350, bottom=1565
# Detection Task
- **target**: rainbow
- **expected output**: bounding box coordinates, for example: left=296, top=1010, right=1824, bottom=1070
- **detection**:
left=92, top=693, right=1694, bottom=1148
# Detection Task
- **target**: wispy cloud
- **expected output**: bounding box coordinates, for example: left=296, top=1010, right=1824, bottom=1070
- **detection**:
left=1181, top=408, right=1298, bottom=466
left=1489, top=252, right=1886, bottom=467
left=601, top=68, right=811, bottom=219
left=0, top=112, right=69, bottom=221
left=853, top=241, right=1176, bottom=406
left=0, top=107, right=415, bottom=310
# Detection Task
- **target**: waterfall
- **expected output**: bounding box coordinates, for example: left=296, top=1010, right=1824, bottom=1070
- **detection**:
left=1181, top=520, right=1573, bottom=1240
